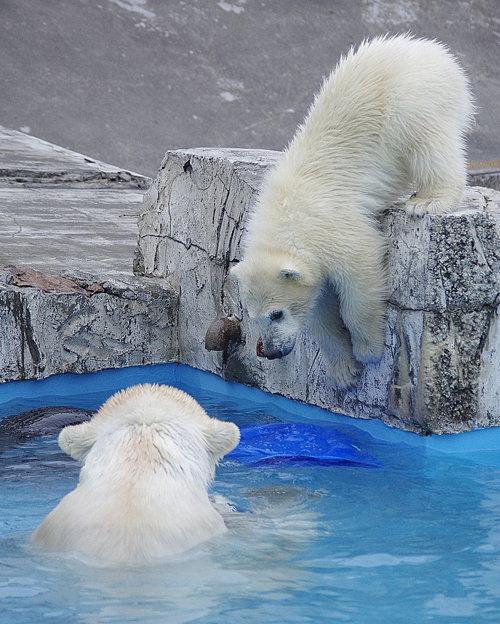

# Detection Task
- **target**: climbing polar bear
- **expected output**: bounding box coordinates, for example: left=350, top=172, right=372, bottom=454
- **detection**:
left=31, top=384, right=240, bottom=563
left=232, top=34, right=474, bottom=388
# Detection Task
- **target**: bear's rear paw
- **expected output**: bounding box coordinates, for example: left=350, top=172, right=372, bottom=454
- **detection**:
left=405, top=195, right=458, bottom=216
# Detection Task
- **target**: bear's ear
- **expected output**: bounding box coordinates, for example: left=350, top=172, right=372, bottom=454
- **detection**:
left=58, top=421, right=98, bottom=461
left=205, top=420, right=240, bottom=460
left=279, top=268, right=301, bottom=281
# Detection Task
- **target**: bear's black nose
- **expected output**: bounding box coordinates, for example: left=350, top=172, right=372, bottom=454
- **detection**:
left=265, top=349, right=283, bottom=360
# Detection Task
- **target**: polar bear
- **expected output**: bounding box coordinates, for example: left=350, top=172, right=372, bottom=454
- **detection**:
left=31, top=384, right=240, bottom=563
left=232, top=34, right=474, bottom=388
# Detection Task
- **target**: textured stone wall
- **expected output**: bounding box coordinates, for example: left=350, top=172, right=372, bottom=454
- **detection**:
left=136, top=148, right=500, bottom=435
left=384, top=194, right=500, bottom=433
left=0, top=272, right=178, bottom=383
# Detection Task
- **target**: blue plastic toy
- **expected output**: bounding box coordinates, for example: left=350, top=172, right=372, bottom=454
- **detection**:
left=227, top=422, right=381, bottom=467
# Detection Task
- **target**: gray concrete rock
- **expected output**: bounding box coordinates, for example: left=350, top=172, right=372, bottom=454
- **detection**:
left=136, top=148, right=500, bottom=434
left=468, top=163, right=500, bottom=192
left=0, top=185, right=146, bottom=277
left=0, top=127, right=178, bottom=384
left=0, top=125, right=151, bottom=277
left=0, top=272, right=178, bottom=383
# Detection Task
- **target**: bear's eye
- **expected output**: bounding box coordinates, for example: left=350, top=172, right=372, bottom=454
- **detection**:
left=269, top=310, right=284, bottom=322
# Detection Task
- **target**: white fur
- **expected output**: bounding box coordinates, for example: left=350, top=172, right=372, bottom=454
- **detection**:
left=232, top=34, right=474, bottom=388
left=31, top=384, right=240, bottom=563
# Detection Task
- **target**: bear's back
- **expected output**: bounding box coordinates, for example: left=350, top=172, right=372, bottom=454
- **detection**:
left=293, top=36, right=471, bottom=162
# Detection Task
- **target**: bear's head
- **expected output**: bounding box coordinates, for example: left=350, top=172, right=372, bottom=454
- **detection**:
left=59, top=384, right=240, bottom=487
left=31, top=385, right=240, bottom=561
left=231, top=251, right=319, bottom=360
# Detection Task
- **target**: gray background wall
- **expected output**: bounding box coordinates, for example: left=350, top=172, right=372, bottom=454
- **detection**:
left=0, top=0, right=499, bottom=177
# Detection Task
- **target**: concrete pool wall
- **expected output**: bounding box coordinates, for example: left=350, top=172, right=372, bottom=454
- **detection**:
left=2, top=126, right=500, bottom=436
left=135, top=148, right=500, bottom=436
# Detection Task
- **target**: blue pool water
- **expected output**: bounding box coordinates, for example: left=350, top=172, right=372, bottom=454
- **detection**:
left=2, top=364, right=500, bottom=623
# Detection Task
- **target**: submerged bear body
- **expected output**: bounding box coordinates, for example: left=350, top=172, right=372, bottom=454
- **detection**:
left=31, top=384, right=240, bottom=563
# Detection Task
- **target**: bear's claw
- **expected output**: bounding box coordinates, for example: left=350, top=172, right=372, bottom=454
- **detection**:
left=405, top=196, right=456, bottom=217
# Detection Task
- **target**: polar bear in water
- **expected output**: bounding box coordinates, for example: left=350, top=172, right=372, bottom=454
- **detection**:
left=31, top=384, right=240, bottom=563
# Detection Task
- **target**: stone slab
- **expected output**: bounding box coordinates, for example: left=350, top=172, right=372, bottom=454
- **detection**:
left=0, top=272, right=178, bottom=384
left=0, top=185, right=145, bottom=276
left=0, top=126, right=150, bottom=188
left=0, top=125, right=151, bottom=277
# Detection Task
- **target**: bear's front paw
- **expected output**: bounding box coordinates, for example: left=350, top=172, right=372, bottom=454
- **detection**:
left=327, top=357, right=362, bottom=390
left=352, top=336, right=384, bottom=365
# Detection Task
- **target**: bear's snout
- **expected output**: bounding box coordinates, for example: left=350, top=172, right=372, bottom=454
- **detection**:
left=256, top=338, right=293, bottom=360
left=257, top=332, right=296, bottom=360
left=265, top=348, right=283, bottom=360
left=257, top=337, right=284, bottom=359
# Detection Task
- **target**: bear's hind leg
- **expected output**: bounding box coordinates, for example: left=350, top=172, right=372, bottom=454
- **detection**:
left=404, top=142, right=467, bottom=216
left=310, top=281, right=362, bottom=389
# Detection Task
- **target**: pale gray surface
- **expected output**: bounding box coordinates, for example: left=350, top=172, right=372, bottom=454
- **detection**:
left=0, top=186, right=144, bottom=276
left=0, top=0, right=499, bottom=177
left=0, top=274, right=178, bottom=382
left=0, top=126, right=147, bottom=183
left=0, top=125, right=149, bottom=276
left=136, top=147, right=500, bottom=434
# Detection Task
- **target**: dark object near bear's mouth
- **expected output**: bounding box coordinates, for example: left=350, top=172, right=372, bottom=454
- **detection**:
left=205, top=317, right=241, bottom=351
